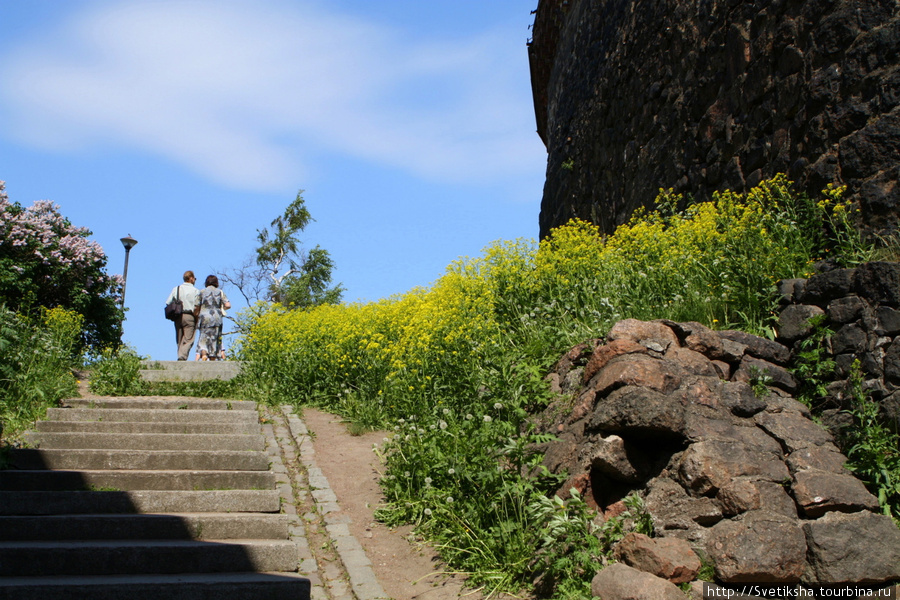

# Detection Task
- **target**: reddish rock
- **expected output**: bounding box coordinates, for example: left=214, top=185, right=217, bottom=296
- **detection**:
left=716, top=479, right=760, bottom=517
left=716, top=478, right=797, bottom=518
left=791, top=469, right=880, bottom=517
left=719, top=381, right=767, bottom=417
left=681, top=417, right=782, bottom=455
left=554, top=342, right=593, bottom=377
left=755, top=410, right=833, bottom=452
left=607, top=319, right=679, bottom=350
left=706, top=510, right=807, bottom=583
left=541, top=431, right=580, bottom=474
left=678, top=440, right=789, bottom=495
left=666, top=346, right=719, bottom=377
left=593, top=354, right=683, bottom=396
left=591, top=434, right=648, bottom=483
left=535, top=316, right=899, bottom=590
left=584, top=338, right=648, bottom=383
left=645, top=477, right=723, bottom=534
left=675, top=379, right=721, bottom=410
left=557, top=472, right=597, bottom=509
left=762, top=394, right=812, bottom=418
left=614, top=533, right=701, bottom=584
left=591, top=562, right=686, bottom=600
left=546, top=372, right=562, bottom=395
left=589, top=386, right=686, bottom=437
left=785, top=446, right=848, bottom=474
left=711, top=359, right=732, bottom=379
left=669, top=321, right=726, bottom=360
left=603, top=499, right=628, bottom=521
left=718, top=338, right=747, bottom=363
left=566, top=388, right=597, bottom=424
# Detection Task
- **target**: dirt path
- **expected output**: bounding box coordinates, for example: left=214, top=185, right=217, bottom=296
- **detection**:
left=301, top=408, right=493, bottom=600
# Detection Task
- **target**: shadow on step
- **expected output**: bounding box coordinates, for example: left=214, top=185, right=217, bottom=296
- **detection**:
left=0, top=442, right=309, bottom=598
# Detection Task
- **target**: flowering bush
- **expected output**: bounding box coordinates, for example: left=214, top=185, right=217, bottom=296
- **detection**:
left=0, top=181, right=123, bottom=350
left=237, top=175, right=869, bottom=596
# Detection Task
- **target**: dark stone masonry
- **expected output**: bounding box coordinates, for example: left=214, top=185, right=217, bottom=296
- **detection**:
left=778, top=261, right=900, bottom=432
left=529, top=0, right=900, bottom=239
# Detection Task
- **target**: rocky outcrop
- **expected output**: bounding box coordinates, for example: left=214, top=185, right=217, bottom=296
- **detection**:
left=529, top=0, right=900, bottom=239
left=537, top=317, right=900, bottom=587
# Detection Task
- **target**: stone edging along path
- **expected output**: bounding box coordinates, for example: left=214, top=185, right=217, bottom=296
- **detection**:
left=262, top=404, right=388, bottom=600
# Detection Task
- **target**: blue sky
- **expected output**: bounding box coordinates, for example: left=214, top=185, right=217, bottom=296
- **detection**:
left=0, top=0, right=546, bottom=360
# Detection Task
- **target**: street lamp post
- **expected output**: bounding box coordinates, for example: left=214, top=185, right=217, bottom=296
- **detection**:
left=120, top=235, right=138, bottom=308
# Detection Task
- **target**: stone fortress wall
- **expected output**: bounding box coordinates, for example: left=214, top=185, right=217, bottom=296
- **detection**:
left=529, top=0, right=900, bottom=239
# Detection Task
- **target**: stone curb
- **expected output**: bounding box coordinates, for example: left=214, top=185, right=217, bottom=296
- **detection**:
left=281, top=405, right=389, bottom=600
left=259, top=420, right=323, bottom=599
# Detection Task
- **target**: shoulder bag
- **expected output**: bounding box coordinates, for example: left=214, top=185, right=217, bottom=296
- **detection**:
left=165, top=286, right=184, bottom=321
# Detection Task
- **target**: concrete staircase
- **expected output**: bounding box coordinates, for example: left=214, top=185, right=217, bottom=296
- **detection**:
left=0, top=397, right=310, bottom=599
left=140, top=360, right=242, bottom=382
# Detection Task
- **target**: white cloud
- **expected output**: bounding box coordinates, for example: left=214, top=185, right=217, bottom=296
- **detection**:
left=0, top=0, right=542, bottom=192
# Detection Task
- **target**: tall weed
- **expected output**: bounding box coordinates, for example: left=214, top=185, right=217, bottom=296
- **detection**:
left=842, top=361, right=900, bottom=521
left=88, top=346, right=145, bottom=396
left=0, top=306, right=81, bottom=439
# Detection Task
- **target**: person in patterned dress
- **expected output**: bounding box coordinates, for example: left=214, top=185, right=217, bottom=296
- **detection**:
left=196, top=274, right=231, bottom=361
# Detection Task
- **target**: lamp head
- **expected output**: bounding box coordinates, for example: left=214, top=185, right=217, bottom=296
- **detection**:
left=120, top=235, right=138, bottom=251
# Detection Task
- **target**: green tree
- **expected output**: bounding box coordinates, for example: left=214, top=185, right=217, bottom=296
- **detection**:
left=0, top=181, right=123, bottom=352
left=222, top=190, right=343, bottom=310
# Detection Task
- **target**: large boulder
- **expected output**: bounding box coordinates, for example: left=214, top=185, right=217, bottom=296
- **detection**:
left=678, top=440, right=788, bottom=496
left=705, top=511, right=807, bottom=583
left=591, top=562, right=687, bottom=600
left=790, top=469, right=880, bottom=517
left=614, top=533, right=701, bottom=584
left=803, top=511, right=900, bottom=583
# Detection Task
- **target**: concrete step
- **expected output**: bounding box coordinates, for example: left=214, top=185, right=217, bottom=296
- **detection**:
left=0, top=469, right=275, bottom=491
left=0, top=395, right=309, bottom=599
left=0, top=572, right=310, bottom=600
left=47, top=407, right=258, bottom=423
left=22, top=431, right=266, bottom=452
left=142, top=361, right=242, bottom=371
left=0, top=539, right=299, bottom=576
left=6, top=448, right=270, bottom=471
left=0, top=490, right=281, bottom=515
left=35, top=419, right=260, bottom=434
left=140, top=360, right=243, bottom=382
left=61, top=398, right=257, bottom=411
left=140, top=370, right=241, bottom=382
left=0, top=513, right=291, bottom=541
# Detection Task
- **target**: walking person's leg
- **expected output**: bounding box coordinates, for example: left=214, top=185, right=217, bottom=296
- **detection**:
left=177, top=314, right=197, bottom=361
left=175, top=316, right=185, bottom=360
left=197, top=326, right=212, bottom=361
